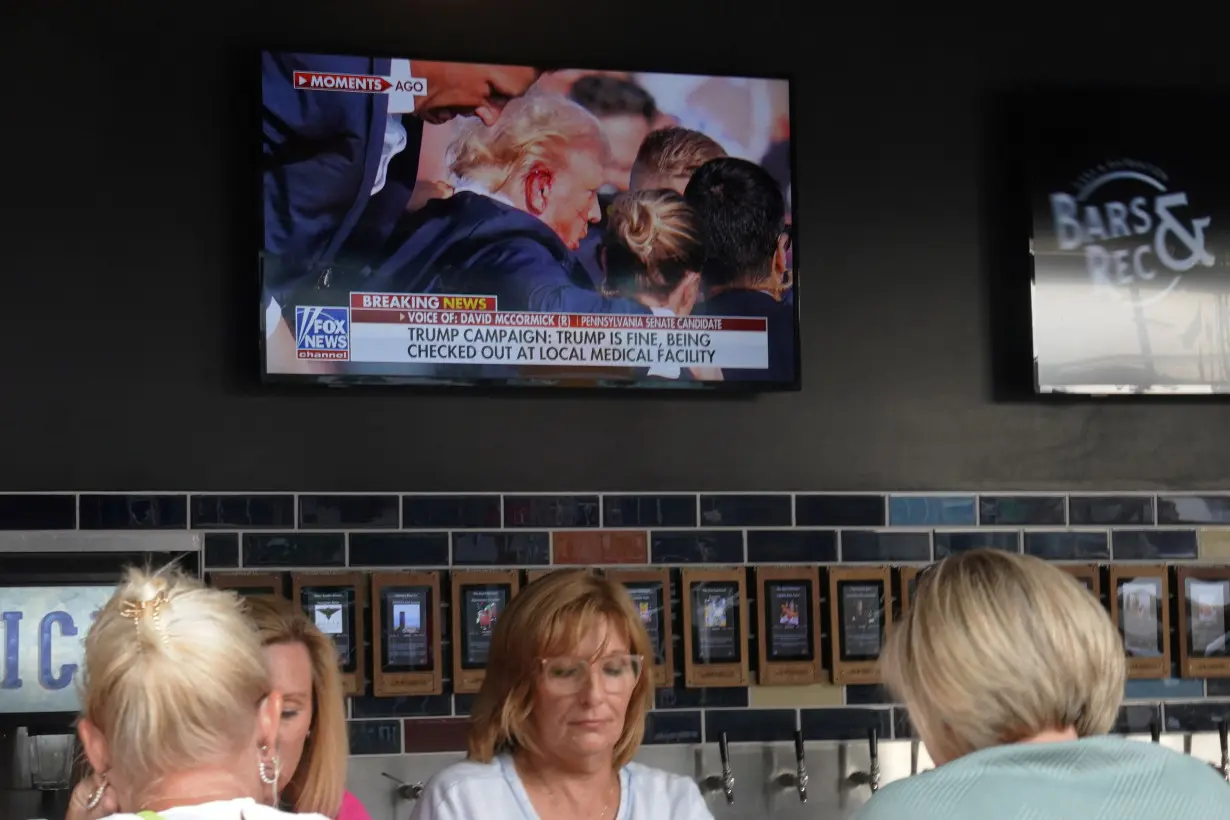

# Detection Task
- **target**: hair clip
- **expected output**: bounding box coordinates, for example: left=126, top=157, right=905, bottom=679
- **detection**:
left=119, top=590, right=171, bottom=647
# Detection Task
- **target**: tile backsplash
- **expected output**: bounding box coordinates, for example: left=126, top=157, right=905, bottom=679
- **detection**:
left=7, top=490, right=1230, bottom=756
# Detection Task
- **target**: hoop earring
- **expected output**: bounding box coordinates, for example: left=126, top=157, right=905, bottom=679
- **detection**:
left=84, top=776, right=109, bottom=810
left=258, top=743, right=281, bottom=806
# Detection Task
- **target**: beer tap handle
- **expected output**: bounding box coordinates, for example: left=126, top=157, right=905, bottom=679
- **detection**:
left=718, top=732, right=734, bottom=804
left=793, top=729, right=808, bottom=803
left=1150, top=720, right=1161, bottom=743
left=868, top=726, right=879, bottom=764
left=1219, top=719, right=1227, bottom=759
left=719, top=731, right=730, bottom=769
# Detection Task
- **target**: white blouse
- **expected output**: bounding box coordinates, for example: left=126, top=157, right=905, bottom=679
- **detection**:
left=408, top=755, right=715, bottom=820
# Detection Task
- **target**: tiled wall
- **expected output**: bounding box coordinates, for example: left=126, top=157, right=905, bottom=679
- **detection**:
left=7, top=490, right=1230, bottom=757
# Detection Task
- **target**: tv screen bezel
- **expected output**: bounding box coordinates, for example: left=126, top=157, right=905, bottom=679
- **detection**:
left=258, top=49, right=801, bottom=393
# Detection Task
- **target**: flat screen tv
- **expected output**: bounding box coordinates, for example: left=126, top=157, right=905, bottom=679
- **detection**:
left=260, top=51, right=799, bottom=390
left=1027, top=91, right=1230, bottom=395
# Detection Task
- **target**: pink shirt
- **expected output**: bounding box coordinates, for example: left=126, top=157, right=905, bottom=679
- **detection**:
left=338, top=791, right=373, bottom=820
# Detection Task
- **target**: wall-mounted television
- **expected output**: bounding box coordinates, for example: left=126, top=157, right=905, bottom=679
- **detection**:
left=261, top=51, right=798, bottom=390
left=1027, top=91, right=1230, bottom=395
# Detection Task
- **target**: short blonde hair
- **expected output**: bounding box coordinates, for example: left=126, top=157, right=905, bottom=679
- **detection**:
left=884, top=549, right=1124, bottom=764
left=630, top=127, right=726, bottom=191
left=448, top=92, right=608, bottom=194
left=244, top=597, right=347, bottom=818
left=80, top=567, right=268, bottom=795
left=467, top=571, right=654, bottom=768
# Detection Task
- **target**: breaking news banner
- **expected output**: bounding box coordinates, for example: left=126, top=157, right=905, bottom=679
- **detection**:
left=294, top=294, right=768, bottom=370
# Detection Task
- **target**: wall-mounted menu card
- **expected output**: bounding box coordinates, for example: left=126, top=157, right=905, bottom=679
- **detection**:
left=451, top=570, right=519, bottom=694
left=1059, top=564, right=1102, bottom=600
left=606, top=568, right=673, bottom=687
left=756, top=566, right=821, bottom=686
left=829, top=566, right=892, bottom=685
left=897, top=566, right=921, bottom=621
left=292, top=572, right=366, bottom=696
left=371, top=571, right=442, bottom=696
left=681, top=568, right=748, bottom=688
left=209, top=572, right=286, bottom=600
left=1176, top=566, right=1230, bottom=679
left=1108, top=564, right=1170, bottom=680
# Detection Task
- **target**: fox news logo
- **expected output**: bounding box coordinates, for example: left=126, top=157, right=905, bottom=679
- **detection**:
left=1049, top=160, right=1215, bottom=307
left=295, top=307, right=350, bottom=360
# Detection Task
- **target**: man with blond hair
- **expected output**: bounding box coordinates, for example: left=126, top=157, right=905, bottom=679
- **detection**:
left=629, top=126, right=727, bottom=195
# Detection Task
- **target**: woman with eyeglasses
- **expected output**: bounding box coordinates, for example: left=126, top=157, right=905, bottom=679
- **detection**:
left=856, top=549, right=1230, bottom=820
left=409, top=570, right=713, bottom=820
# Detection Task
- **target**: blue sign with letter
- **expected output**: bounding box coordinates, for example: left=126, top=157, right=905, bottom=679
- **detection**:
left=0, top=586, right=112, bottom=714
left=294, top=306, right=350, bottom=360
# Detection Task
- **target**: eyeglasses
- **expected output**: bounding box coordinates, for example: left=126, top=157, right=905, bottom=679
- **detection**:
left=538, top=654, right=644, bottom=695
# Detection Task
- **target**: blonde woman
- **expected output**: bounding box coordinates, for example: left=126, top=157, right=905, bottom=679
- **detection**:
left=53, top=566, right=328, bottom=820
left=857, top=549, right=1230, bottom=820
left=244, top=597, right=372, bottom=820
left=409, top=571, right=713, bottom=820
left=600, top=190, right=712, bottom=380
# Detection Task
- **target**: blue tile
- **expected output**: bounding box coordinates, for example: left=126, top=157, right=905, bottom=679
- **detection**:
left=79, top=494, right=187, bottom=529
left=796, top=495, right=885, bottom=527
left=347, top=720, right=403, bottom=755
left=800, top=707, right=894, bottom=741
left=203, top=533, right=239, bottom=568
left=888, top=496, right=975, bottom=527
left=746, top=530, right=836, bottom=563
left=841, top=531, right=931, bottom=562
left=1207, top=679, right=1230, bottom=697
left=349, top=533, right=450, bottom=566
left=352, top=695, right=452, bottom=718
left=845, top=685, right=896, bottom=705
left=603, top=495, right=697, bottom=528
left=700, top=494, right=791, bottom=527
left=934, top=531, right=1019, bottom=558
left=453, top=694, right=475, bottom=716
left=979, top=496, right=1065, bottom=526
left=1124, top=679, right=1204, bottom=700
left=1112, top=529, right=1198, bottom=560
left=1023, top=532, right=1109, bottom=561
left=1164, top=702, right=1230, bottom=733
left=655, top=686, right=749, bottom=710
left=452, top=532, right=549, bottom=565
left=402, top=495, right=501, bottom=529
left=706, top=709, right=796, bottom=743
left=1069, top=496, right=1154, bottom=526
left=650, top=531, right=744, bottom=564
left=1114, top=704, right=1161, bottom=735
left=504, top=495, right=600, bottom=527
left=1158, top=496, right=1230, bottom=525
left=645, top=710, right=702, bottom=745
left=299, top=495, right=398, bottom=528
left=0, top=494, right=75, bottom=529
left=191, top=494, right=294, bottom=528
left=242, top=533, right=345, bottom=567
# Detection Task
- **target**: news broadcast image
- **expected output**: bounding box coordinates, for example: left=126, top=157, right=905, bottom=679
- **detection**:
left=261, top=52, right=797, bottom=388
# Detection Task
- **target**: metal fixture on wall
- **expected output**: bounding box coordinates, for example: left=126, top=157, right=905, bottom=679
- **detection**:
left=770, top=730, right=809, bottom=802
left=382, top=771, right=423, bottom=801
left=845, top=727, right=880, bottom=793
left=698, top=732, right=736, bottom=805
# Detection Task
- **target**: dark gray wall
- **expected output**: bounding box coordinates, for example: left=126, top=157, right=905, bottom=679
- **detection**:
left=4, top=1, right=1228, bottom=492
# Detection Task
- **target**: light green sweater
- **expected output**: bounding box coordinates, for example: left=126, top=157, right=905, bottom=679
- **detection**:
left=854, top=736, right=1230, bottom=820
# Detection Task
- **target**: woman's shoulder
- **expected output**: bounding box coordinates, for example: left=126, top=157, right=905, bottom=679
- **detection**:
left=423, top=757, right=507, bottom=794
left=622, top=762, right=707, bottom=808
left=338, top=791, right=374, bottom=820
